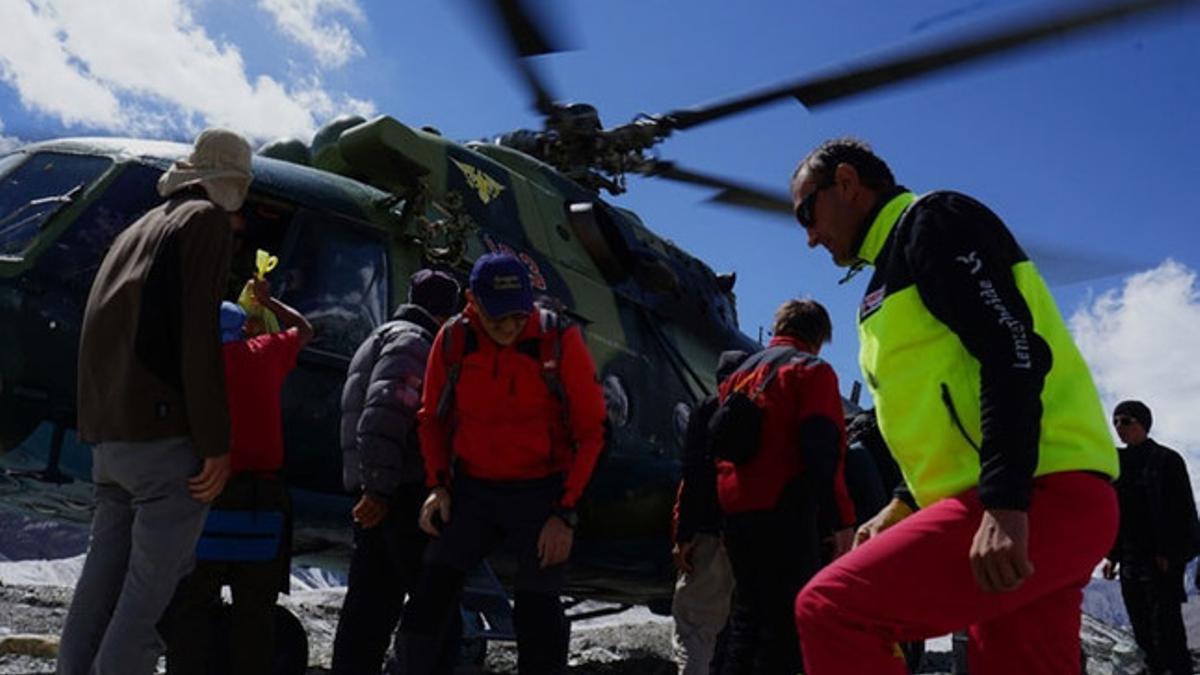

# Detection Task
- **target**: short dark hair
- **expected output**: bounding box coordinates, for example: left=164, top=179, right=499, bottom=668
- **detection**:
left=793, top=137, right=896, bottom=191
left=773, top=299, right=832, bottom=346
left=1114, top=400, right=1152, bottom=432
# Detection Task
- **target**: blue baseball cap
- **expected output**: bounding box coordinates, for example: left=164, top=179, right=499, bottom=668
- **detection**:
left=469, top=253, right=533, bottom=318
left=219, top=301, right=247, bottom=343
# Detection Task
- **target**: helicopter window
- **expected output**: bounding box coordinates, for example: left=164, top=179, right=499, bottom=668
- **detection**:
left=0, top=152, right=112, bottom=261
left=226, top=199, right=295, bottom=299
left=31, top=162, right=165, bottom=297
left=277, top=211, right=389, bottom=357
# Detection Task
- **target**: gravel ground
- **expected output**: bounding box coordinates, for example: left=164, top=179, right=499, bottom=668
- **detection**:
left=0, top=578, right=1166, bottom=675
left=0, top=581, right=683, bottom=675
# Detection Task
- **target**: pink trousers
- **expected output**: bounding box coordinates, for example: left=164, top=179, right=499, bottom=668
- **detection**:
left=795, top=471, right=1117, bottom=675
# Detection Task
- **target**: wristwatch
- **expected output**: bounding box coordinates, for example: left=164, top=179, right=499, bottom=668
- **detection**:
left=552, top=506, right=579, bottom=530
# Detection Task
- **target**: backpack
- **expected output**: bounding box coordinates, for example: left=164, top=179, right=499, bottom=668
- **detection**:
left=434, top=307, right=575, bottom=450
left=707, top=346, right=798, bottom=465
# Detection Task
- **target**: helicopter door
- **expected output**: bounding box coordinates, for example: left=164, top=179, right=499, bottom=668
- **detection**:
left=272, top=210, right=391, bottom=493
left=560, top=201, right=631, bottom=284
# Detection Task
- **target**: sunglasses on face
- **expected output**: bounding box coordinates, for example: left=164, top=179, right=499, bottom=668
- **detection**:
left=484, top=310, right=530, bottom=326
left=1113, top=416, right=1137, bottom=427
left=794, top=178, right=836, bottom=229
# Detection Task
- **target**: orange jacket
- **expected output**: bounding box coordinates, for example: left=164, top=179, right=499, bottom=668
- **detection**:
left=418, top=306, right=607, bottom=508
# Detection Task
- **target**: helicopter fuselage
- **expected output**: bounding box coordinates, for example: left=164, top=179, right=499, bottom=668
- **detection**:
left=0, top=121, right=757, bottom=606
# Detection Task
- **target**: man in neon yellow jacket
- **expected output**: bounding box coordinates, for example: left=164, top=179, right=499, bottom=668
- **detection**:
left=790, top=138, right=1118, bottom=675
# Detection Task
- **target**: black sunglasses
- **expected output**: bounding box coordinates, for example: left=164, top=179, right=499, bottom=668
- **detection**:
left=1113, top=416, right=1137, bottom=427
left=794, top=178, right=836, bottom=229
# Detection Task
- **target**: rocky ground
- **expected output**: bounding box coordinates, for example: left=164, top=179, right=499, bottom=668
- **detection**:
left=0, top=578, right=1176, bottom=675
left=0, top=506, right=1182, bottom=675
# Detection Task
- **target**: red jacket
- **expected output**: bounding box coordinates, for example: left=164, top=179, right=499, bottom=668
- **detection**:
left=418, top=306, right=607, bottom=509
left=223, top=328, right=303, bottom=473
left=716, top=336, right=854, bottom=526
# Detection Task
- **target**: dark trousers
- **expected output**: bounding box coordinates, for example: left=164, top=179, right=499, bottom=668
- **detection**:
left=165, top=558, right=282, bottom=675
left=401, top=473, right=569, bottom=675
left=332, top=484, right=449, bottom=675
left=720, top=484, right=820, bottom=675
left=1120, top=561, right=1192, bottom=675
left=164, top=473, right=290, bottom=675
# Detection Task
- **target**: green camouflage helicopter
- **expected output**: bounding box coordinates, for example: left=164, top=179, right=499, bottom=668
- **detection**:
left=0, top=0, right=1190, bottom=653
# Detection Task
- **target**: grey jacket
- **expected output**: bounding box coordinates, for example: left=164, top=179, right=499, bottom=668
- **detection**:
left=340, top=304, right=440, bottom=497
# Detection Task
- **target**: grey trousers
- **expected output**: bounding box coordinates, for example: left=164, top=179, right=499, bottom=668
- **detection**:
left=672, top=534, right=735, bottom=675
left=57, top=438, right=209, bottom=675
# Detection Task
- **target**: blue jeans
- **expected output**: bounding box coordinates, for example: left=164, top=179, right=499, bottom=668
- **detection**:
left=57, top=438, right=209, bottom=675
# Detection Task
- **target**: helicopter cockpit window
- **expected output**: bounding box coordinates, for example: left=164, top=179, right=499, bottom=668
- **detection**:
left=0, top=152, right=113, bottom=261
left=31, top=162, right=164, bottom=299
left=277, top=211, right=389, bottom=357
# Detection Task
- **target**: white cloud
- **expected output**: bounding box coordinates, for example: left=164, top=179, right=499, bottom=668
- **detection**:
left=0, top=0, right=121, bottom=128
left=0, top=0, right=375, bottom=140
left=1070, top=260, right=1200, bottom=466
left=0, top=118, right=24, bottom=153
left=258, top=0, right=365, bottom=69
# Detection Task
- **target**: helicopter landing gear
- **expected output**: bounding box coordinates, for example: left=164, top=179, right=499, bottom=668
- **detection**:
left=1, top=418, right=74, bottom=485
left=0, top=397, right=38, bottom=456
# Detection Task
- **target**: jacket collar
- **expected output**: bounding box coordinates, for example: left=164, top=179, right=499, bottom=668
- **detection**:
left=855, top=188, right=916, bottom=265
left=392, top=303, right=440, bottom=335
left=769, top=335, right=818, bottom=354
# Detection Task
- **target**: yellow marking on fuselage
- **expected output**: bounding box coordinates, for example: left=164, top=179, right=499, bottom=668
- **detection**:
left=451, top=158, right=506, bottom=205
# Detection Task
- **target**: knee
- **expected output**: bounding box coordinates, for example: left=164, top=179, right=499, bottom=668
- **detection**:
left=794, top=581, right=832, bottom=633
left=513, top=591, right=563, bottom=623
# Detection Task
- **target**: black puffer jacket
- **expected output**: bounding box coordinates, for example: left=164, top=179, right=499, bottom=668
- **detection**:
left=340, top=304, right=440, bottom=497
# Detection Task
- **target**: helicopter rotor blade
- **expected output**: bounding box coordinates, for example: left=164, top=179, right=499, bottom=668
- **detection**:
left=644, top=162, right=795, bottom=217
left=664, top=0, right=1194, bottom=131
left=654, top=162, right=1150, bottom=285
left=478, top=0, right=568, bottom=114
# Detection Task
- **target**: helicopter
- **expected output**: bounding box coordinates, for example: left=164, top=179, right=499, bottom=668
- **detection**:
left=0, top=0, right=1193, bottom=659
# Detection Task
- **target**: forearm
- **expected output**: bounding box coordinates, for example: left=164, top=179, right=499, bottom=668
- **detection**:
left=560, top=429, right=604, bottom=508
left=264, top=296, right=313, bottom=345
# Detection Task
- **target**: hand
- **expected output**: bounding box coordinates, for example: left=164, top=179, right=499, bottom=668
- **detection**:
left=189, top=453, right=232, bottom=502
left=250, top=277, right=271, bottom=305
left=970, top=509, right=1035, bottom=593
left=825, top=527, right=854, bottom=560
left=1101, top=559, right=1118, bottom=580
left=538, top=515, right=574, bottom=568
left=854, top=498, right=914, bottom=549
left=673, top=540, right=697, bottom=574
left=352, top=494, right=389, bottom=529
left=418, top=488, right=451, bottom=536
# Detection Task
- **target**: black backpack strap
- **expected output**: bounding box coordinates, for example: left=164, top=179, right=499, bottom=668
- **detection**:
left=435, top=315, right=474, bottom=423
left=537, top=309, right=575, bottom=452
left=728, top=345, right=801, bottom=400
left=753, top=347, right=803, bottom=397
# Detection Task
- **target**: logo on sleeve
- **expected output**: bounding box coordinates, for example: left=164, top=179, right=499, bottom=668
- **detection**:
left=860, top=285, right=886, bottom=319
left=955, top=251, right=982, bottom=275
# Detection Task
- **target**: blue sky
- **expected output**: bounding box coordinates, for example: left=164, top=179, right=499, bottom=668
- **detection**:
left=2, top=0, right=1199, bottom=451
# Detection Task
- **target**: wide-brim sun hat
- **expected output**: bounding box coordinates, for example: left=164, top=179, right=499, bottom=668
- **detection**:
left=157, top=128, right=254, bottom=212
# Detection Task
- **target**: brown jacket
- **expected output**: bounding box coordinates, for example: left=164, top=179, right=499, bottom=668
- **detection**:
left=77, top=194, right=232, bottom=457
